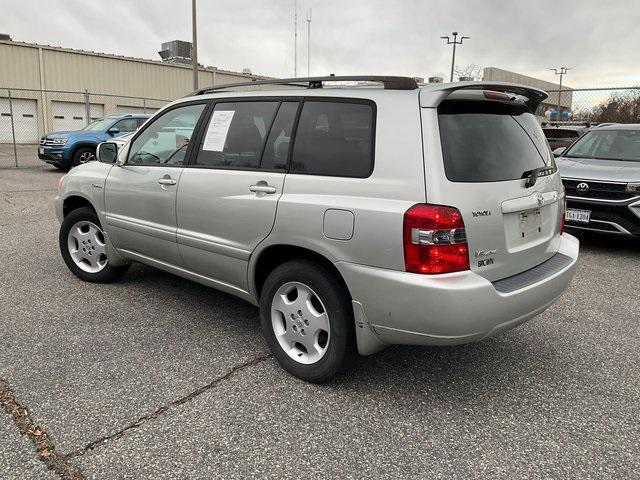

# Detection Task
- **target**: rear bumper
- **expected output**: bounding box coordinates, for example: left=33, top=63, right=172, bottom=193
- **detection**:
left=336, top=233, right=579, bottom=350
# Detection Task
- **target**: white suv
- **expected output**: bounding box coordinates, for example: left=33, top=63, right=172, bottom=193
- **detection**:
left=55, top=76, right=579, bottom=382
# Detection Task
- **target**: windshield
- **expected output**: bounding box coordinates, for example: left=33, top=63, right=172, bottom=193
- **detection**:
left=565, top=129, right=640, bottom=162
left=82, top=118, right=115, bottom=131
left=439, top=101, right=552, bottom=182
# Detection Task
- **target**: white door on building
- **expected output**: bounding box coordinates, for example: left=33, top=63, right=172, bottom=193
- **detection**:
left=51, top=101, right=104, bottom=132
left=0, top=98, right=38, bottom=143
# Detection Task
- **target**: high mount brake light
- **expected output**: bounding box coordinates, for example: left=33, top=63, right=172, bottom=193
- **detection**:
left=483, top=90, right=515, bottom=101
left=403, top=204, right=470, bottom=274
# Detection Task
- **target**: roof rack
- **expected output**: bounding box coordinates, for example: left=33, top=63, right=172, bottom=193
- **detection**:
left=187, top=75, right=419, bottom=96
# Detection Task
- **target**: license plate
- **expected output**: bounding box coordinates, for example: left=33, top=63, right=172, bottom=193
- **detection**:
left=565, top=208, right=591, bottom=224
left=39, top=147, right=44, bottom=154
left=520, top=208, right=542, bottom=239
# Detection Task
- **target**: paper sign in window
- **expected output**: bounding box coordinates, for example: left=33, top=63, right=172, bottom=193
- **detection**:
left=202, top=110, right=235, bottom=152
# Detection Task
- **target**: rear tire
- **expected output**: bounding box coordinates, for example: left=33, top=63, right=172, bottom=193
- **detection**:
left=59, top=206, right=129, bottom=283
left=259, top=260, right=355, bottom=383
left=71, top=146, right=96, bottom=168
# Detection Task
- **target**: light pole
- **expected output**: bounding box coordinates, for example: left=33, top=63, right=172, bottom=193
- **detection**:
left=550, top=67, right=570, bottom=121
left=306, top=8, right=312, bottom=77
left=293, top=0, right=298, bottom=76
left=192, top=0, right=198, bottom=90
left=441, top=32, right=469, bottom=82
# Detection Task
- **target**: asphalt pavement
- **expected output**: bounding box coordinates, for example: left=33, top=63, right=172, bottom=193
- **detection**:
left=0, top=165, right=639, bottom=479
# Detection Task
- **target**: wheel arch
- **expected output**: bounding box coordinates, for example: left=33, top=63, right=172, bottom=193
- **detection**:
left=250, top=243, right=352, bottom=303
left=69, top=142, right=98, bottom=159
left=62, top=194, right=96, bottom=218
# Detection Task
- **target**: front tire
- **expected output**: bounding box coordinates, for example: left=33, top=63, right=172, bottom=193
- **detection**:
left=259, top=260, right=355, bottom=383
left=59, top=206, right=129, bottom=283
left=71, top=146, right=96, bottom=168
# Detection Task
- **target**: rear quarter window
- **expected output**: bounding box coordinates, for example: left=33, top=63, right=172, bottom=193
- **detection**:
left=438, top=101, right=551, bottom=183
left=290, top=100, right=375, bottom=178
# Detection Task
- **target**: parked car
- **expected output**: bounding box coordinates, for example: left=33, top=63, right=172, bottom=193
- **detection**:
left=39, top=114, right=150, bottom=170
left=54, top=77, right=579, bottom=382
left=556, top=124, right=640, bottom=236
left=543, top=124, right=589, bottom=150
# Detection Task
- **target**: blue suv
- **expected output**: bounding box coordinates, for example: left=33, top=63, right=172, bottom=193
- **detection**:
left=38, top=114, right=150, bottom=170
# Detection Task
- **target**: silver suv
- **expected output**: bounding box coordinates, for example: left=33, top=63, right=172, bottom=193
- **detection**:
left=55, top=76, right=579, bottom=382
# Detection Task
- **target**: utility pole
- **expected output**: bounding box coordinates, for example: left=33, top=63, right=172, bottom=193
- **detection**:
left=440, top=32, right=469, bottom=82
left=550, top=67, right=570, bottom=121
left=192, top=0, right=198, bottom=90
left=293, top=0, right=298, bottom=77
left=306, top=8, right=312, bottom=77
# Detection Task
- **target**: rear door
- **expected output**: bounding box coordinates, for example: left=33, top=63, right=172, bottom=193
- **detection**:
left=421, top=93, right=564, bottom=282
left=176, top=100, right=299, bottom=291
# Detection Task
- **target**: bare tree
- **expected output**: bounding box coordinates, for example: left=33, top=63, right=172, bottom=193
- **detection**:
left=573, top=89, right=640, bottom=124
left=454, top=64, right=483, bottom=81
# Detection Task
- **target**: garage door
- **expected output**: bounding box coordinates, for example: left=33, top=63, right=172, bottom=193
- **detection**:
left=115, top=105, right=158, bottom=115
left=51, top=101, right=104, bottom=132
left=0, top=98, right=38, bottom=143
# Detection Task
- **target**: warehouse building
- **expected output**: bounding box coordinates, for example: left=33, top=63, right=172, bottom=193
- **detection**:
left=0, top=37, right=266, bottom=143
left=483, top=67, right=573, bottom=118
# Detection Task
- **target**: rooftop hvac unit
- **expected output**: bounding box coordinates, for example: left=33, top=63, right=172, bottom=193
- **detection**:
left=158, top=40, right=193, bottom=65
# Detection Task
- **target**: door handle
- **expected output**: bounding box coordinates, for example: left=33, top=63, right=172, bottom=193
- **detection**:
left=249, top=184, right=276, bottom=194
left=157, top=178, right=177, bottom=186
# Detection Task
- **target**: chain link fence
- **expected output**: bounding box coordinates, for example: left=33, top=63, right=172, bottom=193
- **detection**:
left=543, top=87, right=640, bottom=125
left=0, top=88, right=169, bottom=168
left=2, top=85, right=640, bottom=168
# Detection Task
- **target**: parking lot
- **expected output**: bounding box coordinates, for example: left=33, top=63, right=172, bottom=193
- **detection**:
left=0, top=164, right=639, bottom=479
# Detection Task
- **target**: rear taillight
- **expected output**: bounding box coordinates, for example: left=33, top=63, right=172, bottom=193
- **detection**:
left=560, top=196, right=567, bottom=234
left=403, top=204, right=470, bottom=274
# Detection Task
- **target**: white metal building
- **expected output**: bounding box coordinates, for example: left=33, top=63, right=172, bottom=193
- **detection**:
left=0, top=39, right=267, bottom=142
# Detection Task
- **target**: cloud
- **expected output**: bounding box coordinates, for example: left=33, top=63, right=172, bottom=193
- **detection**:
left=1, top=0, right=639, bottom=87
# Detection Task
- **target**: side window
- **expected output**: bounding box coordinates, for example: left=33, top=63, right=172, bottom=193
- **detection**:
left=290, top=101, right=374, bottom=178
left=113, top=118, right=138, bottom=133
left=196, top=102, right=279, bottom=168
left=260, top=102, right=299, bottom=170
left=128, top=104, right=205, bottom=166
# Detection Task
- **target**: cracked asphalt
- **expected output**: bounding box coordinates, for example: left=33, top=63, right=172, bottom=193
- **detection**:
left=1, top=165, right=639, bottom=479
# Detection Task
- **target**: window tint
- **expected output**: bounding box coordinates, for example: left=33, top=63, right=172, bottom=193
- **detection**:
left=543, top=128, right=579, bottom=139
left=260, top=102, right=299, bottom=170
left=128, top=103, right=205, bottom=166
left=113, top=118, right=138, bottom=133
left=290, top=101, right=374, bottom=177
left=196, top=102, right=279, bottom=168
left=439, top=101, right=552, bottom=183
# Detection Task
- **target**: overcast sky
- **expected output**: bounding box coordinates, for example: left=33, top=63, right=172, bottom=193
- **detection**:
left=2, top=0, right=639, bottom=88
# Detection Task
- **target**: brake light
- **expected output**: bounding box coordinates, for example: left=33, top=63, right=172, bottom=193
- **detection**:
left=403, top=204, right=470, bottom=274
left=483, top=90, right=514, bottom=101
left=560, top=196, right=566, bottom=234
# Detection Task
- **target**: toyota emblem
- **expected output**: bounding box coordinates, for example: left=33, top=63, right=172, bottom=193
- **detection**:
left=576, top=182, right=590, bottom=194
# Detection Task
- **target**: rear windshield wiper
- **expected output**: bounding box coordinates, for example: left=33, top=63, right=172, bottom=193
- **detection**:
left=521, top=166, right=555, bottom=188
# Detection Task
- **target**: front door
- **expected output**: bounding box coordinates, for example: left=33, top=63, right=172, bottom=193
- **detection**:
left=104, top=102, right=207, bottom=265
left=176, top=100, right=299, bottom=291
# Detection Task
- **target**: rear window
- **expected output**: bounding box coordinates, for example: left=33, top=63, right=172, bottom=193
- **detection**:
left=439, top=101, right=552, bottom=183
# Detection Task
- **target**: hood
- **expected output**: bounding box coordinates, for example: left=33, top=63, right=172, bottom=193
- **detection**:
left=557, top=156, right=640, bottom=183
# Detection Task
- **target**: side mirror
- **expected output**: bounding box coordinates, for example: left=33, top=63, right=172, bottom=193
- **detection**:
left=96, top=142, right=118, bottom=164
left=553, top=147, right=567, bottom=157
left=108, top=127, right=120, bottom=135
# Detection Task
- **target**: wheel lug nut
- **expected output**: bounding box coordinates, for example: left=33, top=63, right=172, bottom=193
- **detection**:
left=304, top=319, right=309, bottom=326
left=293, top=325, right=297, bottom=331
left=301, top=329, right=306, bottom=335
left=297, top=310, right=302, bottom=315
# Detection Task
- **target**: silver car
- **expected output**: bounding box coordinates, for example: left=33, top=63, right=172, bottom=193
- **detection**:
left=555, top=124, right=640, bottom=236
left=55, top=76, right=579, bottom=382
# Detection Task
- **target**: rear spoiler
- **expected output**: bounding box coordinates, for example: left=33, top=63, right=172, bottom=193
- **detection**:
left=419, top=81, right=548, bottom=112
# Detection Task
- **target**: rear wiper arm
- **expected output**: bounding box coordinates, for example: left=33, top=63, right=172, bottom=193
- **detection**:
left=522, top=166, right=555, bottom=188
